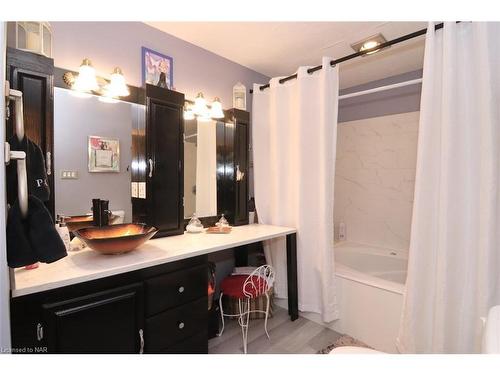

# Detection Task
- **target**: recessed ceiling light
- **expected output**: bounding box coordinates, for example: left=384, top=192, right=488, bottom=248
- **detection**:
left=351, top=33, right=388, bottom=56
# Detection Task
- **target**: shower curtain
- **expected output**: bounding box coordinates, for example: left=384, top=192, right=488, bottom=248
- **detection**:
left=195, top=122, right=217, bottom=217
left=398, top=22, right=500, bottom=353
left=252, top=57, right=339, bottom=322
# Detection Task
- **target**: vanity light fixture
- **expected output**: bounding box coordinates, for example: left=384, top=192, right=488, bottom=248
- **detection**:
left=183, top=105, right=195, bottom=120
left=106, top=67, right=130, bottom=97
left=193, top=92, right=208, bottom=116
left=198, top=110, right=212, bottom=122
left=351, top=33, right=388, bottom=56
left=99, top=67, right=129, bottom=103
left=184, top=93, right=225, bottom=120
left=72, top=58, right=99, bottom=93
left=209, top=97, right=224, bottom=119
left=63, top=60, right=130, bottom=102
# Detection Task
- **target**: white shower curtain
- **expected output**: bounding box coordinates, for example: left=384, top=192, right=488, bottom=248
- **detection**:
left=195, top=121, right=217, bottom=217
left=252, top=57, right=339, bottom=322
left=398, top=22, right=500, bottom=353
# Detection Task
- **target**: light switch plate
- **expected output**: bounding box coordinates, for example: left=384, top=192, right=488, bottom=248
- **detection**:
left=138, top=182, right=146, bottom=199
left=131, top=182, right=138, bottom=198
left=61, top=170, right=78, bottom=179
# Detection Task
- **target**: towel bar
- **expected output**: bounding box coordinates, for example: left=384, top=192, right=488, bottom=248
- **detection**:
left=5, top=81, right=28, bottom=218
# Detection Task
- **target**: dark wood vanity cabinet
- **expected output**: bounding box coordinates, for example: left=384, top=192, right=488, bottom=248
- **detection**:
left=218, top=109, right=250, bottom=226
left=10, top=256, right=208, bottom=354
left=41, top=283, right=144, bottom=354
left=133, top=85, right=184, bottom=238
left=6, top=47, right=55, bottom=218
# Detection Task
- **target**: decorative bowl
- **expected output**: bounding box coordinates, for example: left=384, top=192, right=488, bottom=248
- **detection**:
left=74, top=223, right=158, bottom=255
left=65, top=213, right=119, bottom=232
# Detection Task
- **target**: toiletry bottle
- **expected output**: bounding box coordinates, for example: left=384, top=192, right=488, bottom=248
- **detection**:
left=101, top=200, right=109, bottom=226
left=57, top=216, right=71, bottom=251
left=92, top=198, right=102, bottom=226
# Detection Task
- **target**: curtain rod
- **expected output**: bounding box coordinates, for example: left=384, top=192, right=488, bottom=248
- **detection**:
left=339, top=78, right=422, bottom=100
left=250, top=22, right=445, bottom=94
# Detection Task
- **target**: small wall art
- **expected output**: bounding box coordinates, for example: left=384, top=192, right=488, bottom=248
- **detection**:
left=141, top=47, right=173, bottom=89
left=88, top=136, right=120, bottom=172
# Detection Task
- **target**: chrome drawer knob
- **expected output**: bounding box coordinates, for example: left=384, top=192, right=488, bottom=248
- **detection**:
left=178, top=322, right=185, bottom=329
left=178, top=286, right=185, bottom=293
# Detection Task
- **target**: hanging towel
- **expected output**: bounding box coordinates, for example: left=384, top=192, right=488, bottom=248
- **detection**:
left=6, top=135, right=50, bottom=206
left=7, top=196, right=67, bottom=268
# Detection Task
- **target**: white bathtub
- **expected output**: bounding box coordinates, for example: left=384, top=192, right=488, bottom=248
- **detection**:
left=332, top=241, right=408, bottom=353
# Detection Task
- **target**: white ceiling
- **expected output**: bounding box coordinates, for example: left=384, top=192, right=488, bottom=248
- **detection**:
left=146, top=22, right=428, bottom=89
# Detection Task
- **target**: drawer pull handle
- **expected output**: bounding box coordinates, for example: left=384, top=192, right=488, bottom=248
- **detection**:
left=139, top=329, right=144, bottom=354
left=36, top=323, right=43, bottom=341
left=178, top=286, right=185, bottom=293
left=178, top=322, right=185, bottom=330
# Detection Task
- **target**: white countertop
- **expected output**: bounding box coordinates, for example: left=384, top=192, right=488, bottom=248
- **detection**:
left=11, top=224, right=296, bottom=298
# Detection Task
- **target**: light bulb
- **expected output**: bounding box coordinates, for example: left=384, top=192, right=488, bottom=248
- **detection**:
left=193, top=92, right=207, bottom=116
left=209, top=97, right=224, bottom=119
left=107, top=67, right=130, bottom=97
left=73, top=58, right=99, bottom=92
left=360, top=40, right=381, bottom=55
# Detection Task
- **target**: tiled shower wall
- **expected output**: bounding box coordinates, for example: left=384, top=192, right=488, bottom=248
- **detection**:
left=334, top=111, right=419, bottom=251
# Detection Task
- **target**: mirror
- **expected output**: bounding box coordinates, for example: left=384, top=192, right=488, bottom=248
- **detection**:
left=54, top=87, right=143, bottom=223
left=54, top=86, right=221, bottom=225
left=183, top=118, right=218, bottom=219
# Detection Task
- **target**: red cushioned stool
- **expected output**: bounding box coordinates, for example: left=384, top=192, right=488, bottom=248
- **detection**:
left=218, top=265, right=275, bottom=354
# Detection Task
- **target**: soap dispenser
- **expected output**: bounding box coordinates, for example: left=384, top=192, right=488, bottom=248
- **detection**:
left=56, top=215, right=71, bottom=251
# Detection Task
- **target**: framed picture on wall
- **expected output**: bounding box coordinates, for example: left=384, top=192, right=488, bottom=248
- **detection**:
left=88, top=136, right=120, bottom=172
left=141, top=47, right=173, bottom=89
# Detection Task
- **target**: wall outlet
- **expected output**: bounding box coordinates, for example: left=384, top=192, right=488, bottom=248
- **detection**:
left=131, top=182, right=138, bottom=198
left=60, top=170, right=78, bottom=179
left=138, top=182, right=146, bottom=199
left=338, top=222, right=346, bottom=241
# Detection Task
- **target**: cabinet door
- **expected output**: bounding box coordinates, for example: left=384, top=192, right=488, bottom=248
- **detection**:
left=145, top=85, right=184, bottom=237
left=7, top=47, right=55, bottom=217
left=234, top=115, right=249, bottom=225
left=216, top=120, right=235, bottom=220
left=217, top=109, right=249, bottom=226
left=41, top=283, right=144, bottom=354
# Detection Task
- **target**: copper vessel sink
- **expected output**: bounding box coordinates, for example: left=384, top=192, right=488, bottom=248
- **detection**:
left=65, top=213, right=119, bottom=232
left=74, top=223, right=158, bottom=255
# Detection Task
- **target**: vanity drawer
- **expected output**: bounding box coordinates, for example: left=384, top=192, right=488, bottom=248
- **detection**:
left=145, top=264, right=207, bottom=316
left=158, top=330, right=208, bottom=354
left=145, top=297, right=207, bottom=352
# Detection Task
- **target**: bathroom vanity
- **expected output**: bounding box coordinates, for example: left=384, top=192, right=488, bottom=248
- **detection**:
left=6, top=47, right=294, bottom=354
left=10, top=225, right=297, bottom=354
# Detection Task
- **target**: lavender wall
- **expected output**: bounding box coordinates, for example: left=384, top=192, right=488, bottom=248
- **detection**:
left=50, top=22, right=268, bottom=112
left=338, top=69, right=422, bottom=123
left=46, top=22, right=266, bottom=285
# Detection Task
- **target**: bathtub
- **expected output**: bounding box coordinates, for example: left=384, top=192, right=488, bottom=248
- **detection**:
left=331, top=241, right=408, bottom=353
